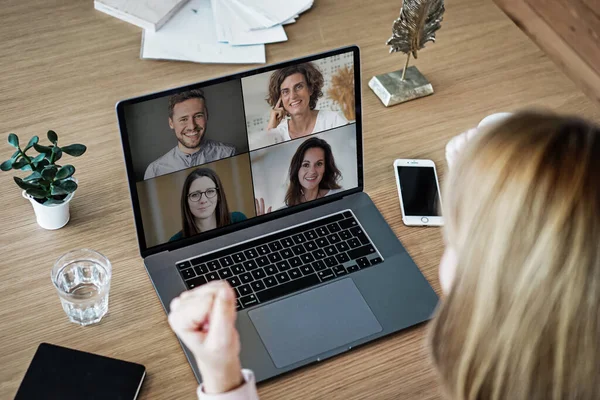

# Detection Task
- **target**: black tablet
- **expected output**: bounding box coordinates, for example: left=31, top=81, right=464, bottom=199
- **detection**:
left=15, top=343, right=146, bottom=400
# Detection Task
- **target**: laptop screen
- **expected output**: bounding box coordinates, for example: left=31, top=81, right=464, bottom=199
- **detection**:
left=118, top=47, right=361, bottom=252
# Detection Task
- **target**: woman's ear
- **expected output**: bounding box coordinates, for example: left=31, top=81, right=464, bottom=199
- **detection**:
left=439, top=247, right=457, bottom=295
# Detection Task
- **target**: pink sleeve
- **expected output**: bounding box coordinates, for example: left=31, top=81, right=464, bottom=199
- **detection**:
left=197, top=369, right=259, bottom=400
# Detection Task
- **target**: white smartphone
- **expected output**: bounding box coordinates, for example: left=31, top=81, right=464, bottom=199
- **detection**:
left=393, top=159, right=443, bottom=226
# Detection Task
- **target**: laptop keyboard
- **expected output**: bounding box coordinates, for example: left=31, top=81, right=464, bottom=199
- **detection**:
left=175, top=210, right=383, bottom=311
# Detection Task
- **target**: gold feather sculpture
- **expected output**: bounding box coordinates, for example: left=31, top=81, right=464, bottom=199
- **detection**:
left=327, top=66, right=355, bottom=121
left=387, top=0, right=445, bottom=80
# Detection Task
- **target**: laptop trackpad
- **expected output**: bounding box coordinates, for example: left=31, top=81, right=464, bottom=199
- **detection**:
left=248, top=278, right=383, bottom=368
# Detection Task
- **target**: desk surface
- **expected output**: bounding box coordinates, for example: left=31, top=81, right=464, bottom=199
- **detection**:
left=0, top=0, right=598, bottom=399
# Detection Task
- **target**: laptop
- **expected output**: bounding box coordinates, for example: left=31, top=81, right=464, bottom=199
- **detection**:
left=116, top=45, right=438, bottom=383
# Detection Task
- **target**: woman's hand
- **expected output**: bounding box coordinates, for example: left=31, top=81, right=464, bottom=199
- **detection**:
left=255, top=198, right=272, bottom=216
left=267, top=97, right=285, bottom=130
left=168, top=281, right=243, bottom=394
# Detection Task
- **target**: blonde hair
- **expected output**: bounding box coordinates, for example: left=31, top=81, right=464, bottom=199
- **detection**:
left=429, top=111, right=600, bottom=400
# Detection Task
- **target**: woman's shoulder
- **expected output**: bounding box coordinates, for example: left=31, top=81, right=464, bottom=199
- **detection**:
left=231, top=211, right=247, bottom=222
left=316, top=110, right=348, bottom=128
left=169, top=231, right=183, bottom=242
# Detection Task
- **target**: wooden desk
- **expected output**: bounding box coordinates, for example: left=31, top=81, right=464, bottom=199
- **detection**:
left=0, top=0, right=598, bottom=399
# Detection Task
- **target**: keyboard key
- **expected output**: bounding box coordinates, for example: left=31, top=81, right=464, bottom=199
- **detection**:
left=289, top=268, right=302, bottom=279
left=238, top=284, right=252, bottom=297
left=304, top=241, right=317, bottom=252
left=315, top=227, right=329, bottom=237
left=207, top=261, right=220, bottom=271
left=268, top=252, right=282, bottom=263
left=244, top=249, right=258, bottom=259
left=251, top=280, right=266, bottom=292
left=336, top=253, right=350, bottom=264
left=232, top=264, right=245, bottom=275
left=280, top=237, right=294, bottom=248
left=292, top=234, right=306, bottom=244
left=256, top=274, right=320, bottom=303
left=206, top=272, right=219, bottom=282
left=327, top=222, right=341, bottom=233
left=232, top=252, right=246, bottom=263
left=312, top=249, right=326, bottom=260
left=301, top=265, right=315, bottom=275
left=333, top=265, right=347, bottom=276
left=265, top=265, right=278, bottom=275
left=324, top=245, right=338, bottom=256
left=315, top=237, right=329, bottom=248
left=176, top=261, right=191, bottom=270
left=371, top=257, right=383, bottom=265
left=350, top=227, right=369, bottom=245
left=327, top=233, right=342, bottom=244
left=226, top=277, right=241, bottom=287
left=292, top=244, right=306, bottom=255
left=324, top=257, right=337, bottom=267
left=347, top=265, right=360, bottom=273
left=357, top=257, right=371, bottom=268
left=348, top=245, right=376, bottom=260
left=275, top=272, right=291, bottom=284
left=289, top=257, right=302, bottom=268
left=268, top=241, right=282, bottom=252
left=243, top=260, right=258, bottom=271
left=339, top=218, right=358, bottom=230
left=336, top=242, right=350, bottom=253
left=219, top=256, right=234, bottom=267
left=312, top=260, right=326, bottom=271
left=257, top=245, right=271, bottom=256
left=186, top=275, right=207, bottom=289
left=240, top=272, right=254, bottom=284
left=342, top=211, right=352, bottom=218
left=280, top=248, right=294, bottom=259
left=256, top=256, right=269, bottom=268
left=181, top=268, right=196, bottom=280
left=240, top=294, right=258, bottom=308
left=300, top=253, right=315, bottom=264
left=236, top=299, right=242, bottom=311
left=263, top=276, right=278, bottom=288
left=339, top=230, right=352, bottom=240
left=190, top=257, right=207, bottom=266
left=194, top=264, right=208, bottom=275
left=318, top=270, right=335, bottom=281
left=252, top=268, right=266, bottom=280
left=304, top=230, right=318, bottom=240
left=276, top=261, right=291, bottom=271
left=350, top=226, right=364, bottom=237
left=348, top=238, right=361, bottom=248
left=218, top=267, right=233, bottom=279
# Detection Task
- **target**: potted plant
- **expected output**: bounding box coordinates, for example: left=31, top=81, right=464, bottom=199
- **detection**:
left=1, top=130, right=86, bottom=229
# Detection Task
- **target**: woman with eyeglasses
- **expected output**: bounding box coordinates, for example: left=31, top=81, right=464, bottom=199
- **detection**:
left=170, top=168, right=246, bottom=241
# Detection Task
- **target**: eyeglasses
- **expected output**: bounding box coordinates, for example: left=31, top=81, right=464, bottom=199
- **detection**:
left=188, top=188, right=218, bottom=202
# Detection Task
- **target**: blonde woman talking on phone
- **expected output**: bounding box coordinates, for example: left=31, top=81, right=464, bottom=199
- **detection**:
left=169, top=111, right=600, bottom=399
left=265, top=63, right=348, bottom=144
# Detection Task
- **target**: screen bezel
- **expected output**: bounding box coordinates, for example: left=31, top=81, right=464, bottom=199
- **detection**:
left=393, top=159, right=443, bottom=226
left=116, top=45, right=363, bottom=257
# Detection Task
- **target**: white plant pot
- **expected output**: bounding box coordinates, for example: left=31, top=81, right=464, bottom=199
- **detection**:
left=22, top=190, right=75, bottom=230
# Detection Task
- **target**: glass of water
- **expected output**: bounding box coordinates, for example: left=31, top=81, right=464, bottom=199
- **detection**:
left=51, top=249, right=112, bottom=326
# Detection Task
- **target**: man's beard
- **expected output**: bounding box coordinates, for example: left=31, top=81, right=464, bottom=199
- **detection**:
left=178, top=128, right=204, bottom=149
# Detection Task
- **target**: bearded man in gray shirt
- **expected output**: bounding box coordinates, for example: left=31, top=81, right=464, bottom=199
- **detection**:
left=144, top=89, right=236, bottom=180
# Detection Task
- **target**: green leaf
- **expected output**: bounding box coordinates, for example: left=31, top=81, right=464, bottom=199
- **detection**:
left=11, top=150, right=20, bottom=160
left=53, top=148, right=62, bottom=163
left=47, top=130, right=58, bottom=144
left=44, top=198, right=64, bottom=205
left=51, top=185, right=70, bottom=196
left=12, top=158, right=28, bottom=169
left=41, top=166, right=58, bottom=180
left=8, top=133, right=19, bottom=148
left=37, top=159, right=49, bottom=169
left=32, top=153, right=45, bottom=163
left=56, top=179, right=78, bottom=193
left=24, top=171, right=42, bottom=181
left=24, top=136, right=39, bottom=151
left=14, top=177, right=41, bottom=190
left=55, top=165, right=75, bottom=180
left=61, top=144, right=87, bottom=157
left=33, top=143, right=53, bottom=154
left=1, top=159, right=14, bottom=171
left=25, top=188, right=48, bottom=199
left=20, top=164, right=32, bottom=171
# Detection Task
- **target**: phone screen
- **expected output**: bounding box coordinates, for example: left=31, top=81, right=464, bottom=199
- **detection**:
left=397, top=166, right=441, bottom=216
